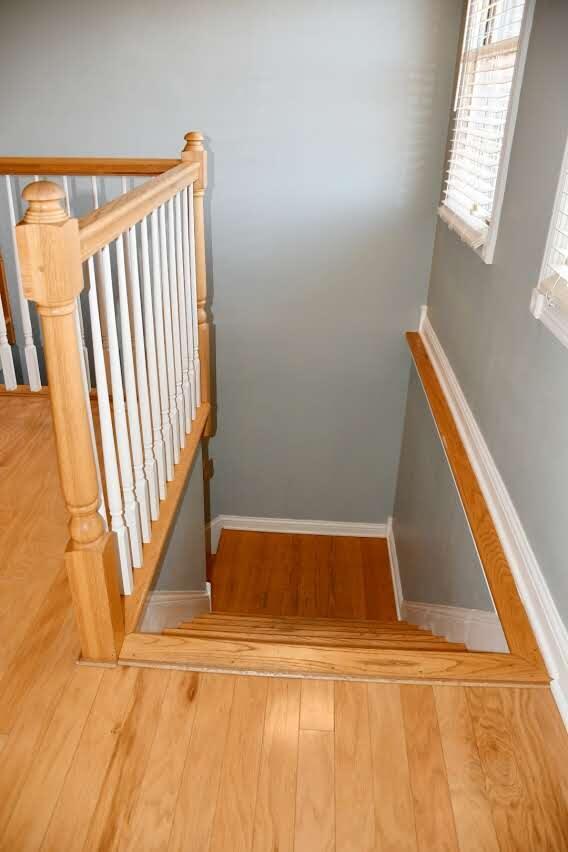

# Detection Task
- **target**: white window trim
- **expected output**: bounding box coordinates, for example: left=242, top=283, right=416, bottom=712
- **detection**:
left=439, top=0, right=536, bottom=265
left=530, top=136, right=568, bottom=350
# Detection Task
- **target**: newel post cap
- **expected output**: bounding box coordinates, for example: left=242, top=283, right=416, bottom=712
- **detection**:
left=22, top=180, right=68, bottom=224
left=16, top=180, right=83, bottom=306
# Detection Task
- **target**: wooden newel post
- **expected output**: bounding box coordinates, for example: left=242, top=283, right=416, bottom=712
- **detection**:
left=181, top=131, right=215, bottom=436
left=16, top=181, right=124, bottom=662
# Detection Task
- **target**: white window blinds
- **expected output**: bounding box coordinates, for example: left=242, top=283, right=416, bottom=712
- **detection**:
left=534, top=140, right=568, bottom=313
left=439, top=0, right=527, bottom=251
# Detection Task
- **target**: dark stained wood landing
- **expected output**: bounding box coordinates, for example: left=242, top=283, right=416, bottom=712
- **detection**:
left=210, top=530, right=398, bottom=621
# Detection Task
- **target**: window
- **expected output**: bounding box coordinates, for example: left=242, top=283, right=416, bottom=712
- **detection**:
left=439, top=0, right=534, bottom=262
left=531, top=138, right=568, bottom=349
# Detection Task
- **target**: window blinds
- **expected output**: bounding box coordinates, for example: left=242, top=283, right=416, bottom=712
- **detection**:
left=537, top=142, right=568, bottom=309
left=439, top=0, right=526, bottom=249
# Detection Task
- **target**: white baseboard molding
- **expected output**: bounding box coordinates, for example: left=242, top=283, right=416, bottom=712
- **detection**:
left=209, top=515, right=388, bottom=554
left=386, top=517, right=403, bottom=620
left=420, top=306, right=568, bottom=726
left=139, top=589, right=211, bottom=634
left=402, top=601, right=508, bottom=653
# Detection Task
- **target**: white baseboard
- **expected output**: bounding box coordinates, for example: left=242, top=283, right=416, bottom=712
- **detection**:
left=386, top=517, right=403, bottom=620
left=420, top=307, right=568, bottom=726
left=209, top=515, right=388, bottom=554
left=138, top=589, right=211, bottom=633
left=402, top=601, right=508, bottom=653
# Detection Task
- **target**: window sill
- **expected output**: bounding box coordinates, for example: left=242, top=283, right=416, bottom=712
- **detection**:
left=530, top=280, right=568, bottom=350
left=438, top=205, right=492, bottom=264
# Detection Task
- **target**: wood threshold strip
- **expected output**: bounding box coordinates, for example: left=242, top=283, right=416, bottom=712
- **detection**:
left=79, top=161, right=200, bottom=261
left=407, top=332, right=545, bottom=671
left=118, top=633, right=549, bottom=685
left=122, top=402, right=210, bottom=634
left=0, top=157, right=181, bottom=176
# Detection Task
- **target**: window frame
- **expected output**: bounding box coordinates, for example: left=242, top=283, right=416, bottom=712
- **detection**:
left=439, top=0, right=536, bottom=265
left=530, top=136, right=568, bottom=349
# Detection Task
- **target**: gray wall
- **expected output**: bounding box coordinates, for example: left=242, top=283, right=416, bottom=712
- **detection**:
left=155, top=447, right=207, bottom=591
left=394, top=366, right=494, bottom=610
left=0, top=0, right=461, bottom=524
left=423, top=0, right=568, bottom=627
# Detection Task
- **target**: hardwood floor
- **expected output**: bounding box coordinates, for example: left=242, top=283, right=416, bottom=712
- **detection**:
left=211, top=529, right=398, bottom=620
left=1, top=394, right=568, bottom=849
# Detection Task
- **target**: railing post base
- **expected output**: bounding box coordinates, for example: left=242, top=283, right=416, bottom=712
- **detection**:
left=65, top=533, right=125, bottom=662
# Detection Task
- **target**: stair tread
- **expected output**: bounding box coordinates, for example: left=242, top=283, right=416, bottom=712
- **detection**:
left=191, top=612, right=425, bottom=631
left=178, top=621, right=444, bottom=642
left=164, top=627, right=467, bottom=652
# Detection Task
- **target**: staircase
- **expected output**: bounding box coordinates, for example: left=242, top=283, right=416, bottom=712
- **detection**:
left=163, top=612, right=468, bottom=652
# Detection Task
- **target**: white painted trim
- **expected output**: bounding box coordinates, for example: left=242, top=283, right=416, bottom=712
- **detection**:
left=138, top=589, right=211, bottom=633
left=402, top=601, right=508, bottom=653
left=386, top=517, right=403, bottom=621
left=420, top=308, right=568, bottom=727
left=530, top=285, right=568, bottom=351
left=208, top=515, right=388, bottom=555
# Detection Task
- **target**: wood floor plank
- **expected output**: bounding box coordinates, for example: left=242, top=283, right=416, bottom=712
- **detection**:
left=0, top=569, right=73, bottom=734
left=123, top=671, right=200, bottom=852
left=367, top=683, right=417, bottom=852
left=294, top=730, right=335, bottom=852
left=434, top=686, right=499, bottom=852
left=329, top=537, right=366, bottom=619
left=401, top=685, right=459, bottom=851
left=168, top=673, right=236, bottom=852
left=252, top=678, right=301, bottom=852
left=297, top=534, right=332, bottom=618
left=360, top=537, right=398, bottom=621
left=506, top=688, right=568, bottom=850
left=468, top=686, right=567, bottom=851
left=41, top=666, right=140, bottom=852
left=0, top=614, right=77, bottom=838
left=82, top=668, right=169, bottom=852
left=300, top=679, right=335, bottom=731
left=2, top=666, right=103, bottom=852
left=208, top=676, right=268, bottom=852
left=334, top=680, right=376, bottom=851
left=466, top=687, right=545, bottom=852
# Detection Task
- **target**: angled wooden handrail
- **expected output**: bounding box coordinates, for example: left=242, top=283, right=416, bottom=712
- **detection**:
left=78, top=161, right=200, bottom=261
left=0, top=157, right=181, bottom=176
left=407, top=331, right=546, bottom=672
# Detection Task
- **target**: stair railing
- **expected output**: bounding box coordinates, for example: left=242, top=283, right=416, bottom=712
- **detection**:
left=14, top=132, right=212, bottom=662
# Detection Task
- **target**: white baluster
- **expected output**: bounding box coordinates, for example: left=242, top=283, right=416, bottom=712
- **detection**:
left=126, top=222, right=160, bottom=521
left=63, top=175, right=91, bottom=387
left=182, top=186, right=197, bottom=421
left=116, top=234, right=151, bottom=543
left=0, top=298, right=16, bottom=389
left=140, top=215, right=167, bottom=499
left=167, top=197, right=186, bottom=449
left=150, top=209, right=174, bottom=480
left=175, top=192, right=192, bottom=432
left=158, top=204, right=181, bottom=462
left=188, top=184, right=201, bottom=407
left=100, top=244, right=143, bottom=567
left=86, top=256, right=133, bottom=594
left=91, top=177, right=111, bottom=381
left=5, top=175, right=41, bottom=390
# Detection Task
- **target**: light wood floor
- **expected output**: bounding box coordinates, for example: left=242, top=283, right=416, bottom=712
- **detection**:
left=211, top=529, right=398, bottom=620
left=1, top=393, right=568, bottom=850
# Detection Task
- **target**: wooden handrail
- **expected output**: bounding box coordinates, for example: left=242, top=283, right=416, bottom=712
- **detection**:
left=407, top=331, right=545, bottom=669
left=78, top=161, right=200, bottom=261
left=0, top=157, right=181, bottom=176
